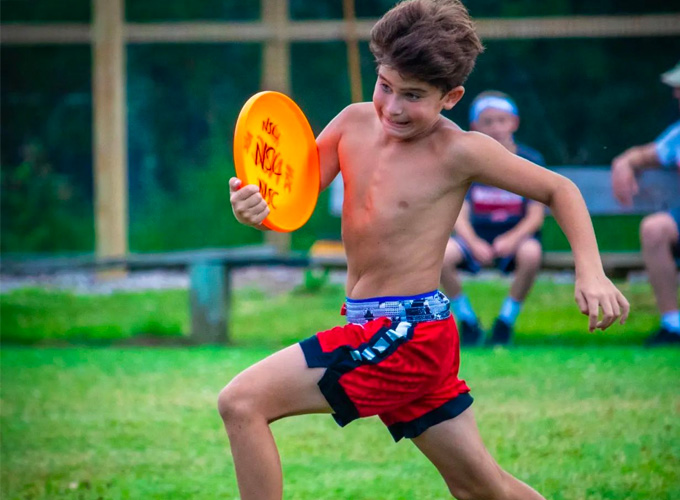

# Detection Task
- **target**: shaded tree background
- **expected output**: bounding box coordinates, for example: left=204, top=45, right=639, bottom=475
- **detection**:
left=1, top=0, right=679, bottom=253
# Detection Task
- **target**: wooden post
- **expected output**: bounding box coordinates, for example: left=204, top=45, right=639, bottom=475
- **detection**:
left=343, top=0, right=363, bottom=103
left=261, top=0, right=292, bottom=253
left=92, top=0, right=128, bottom=263
left=189, top=262, right=229, bottom=344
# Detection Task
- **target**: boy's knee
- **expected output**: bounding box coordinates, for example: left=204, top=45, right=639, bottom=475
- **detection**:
left=640, top=214, right=675, bottom=247
left=217, top=380, right=258, bottom=424
left=446, top=480, right=498, bottom=500
left=444, top=461, right=509, bottom=500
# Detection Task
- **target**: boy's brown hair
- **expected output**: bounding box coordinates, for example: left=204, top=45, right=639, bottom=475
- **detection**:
left=370, top=0, right=484, bottom=92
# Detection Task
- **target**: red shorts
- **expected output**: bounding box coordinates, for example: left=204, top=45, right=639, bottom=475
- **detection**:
left=299, top=314, right=472, bottom=441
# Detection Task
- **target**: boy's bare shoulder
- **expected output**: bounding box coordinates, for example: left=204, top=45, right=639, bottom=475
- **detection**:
left=439, top=124, right=499, bottom=166
left=327, top=102, right=376, bottom=133
left=343, top=102, right=376, bottom=122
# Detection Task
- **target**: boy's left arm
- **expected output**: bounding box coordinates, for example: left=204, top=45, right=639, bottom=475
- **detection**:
left=457, top=132, right=630, bottom=331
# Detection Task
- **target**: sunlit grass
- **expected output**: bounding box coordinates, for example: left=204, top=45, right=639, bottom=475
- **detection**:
left=1, top=346, right=678, bottom=499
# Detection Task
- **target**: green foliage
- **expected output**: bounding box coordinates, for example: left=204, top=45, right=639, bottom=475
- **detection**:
left=0, top=155, right=93, bottom=253
left=129, top=155, right=263, bottom=252
left=126, top=0, right=259, bottom=22
left=2, top=3, right=679, bottom=253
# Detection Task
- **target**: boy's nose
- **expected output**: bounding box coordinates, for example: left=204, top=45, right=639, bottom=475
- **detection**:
left=385, top=96, right=403, bottom=116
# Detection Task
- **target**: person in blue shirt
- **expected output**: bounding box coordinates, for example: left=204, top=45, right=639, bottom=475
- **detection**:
left=611, top=62, right=680, bottom=346
left=441, top=90, right=546, bottom=346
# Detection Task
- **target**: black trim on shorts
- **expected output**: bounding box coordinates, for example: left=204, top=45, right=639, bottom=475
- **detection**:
left=387, top=392, right=474, bottom=442
left=299, top=321, right=415, bottom=428
left=299, top=335, right=361, bottom=426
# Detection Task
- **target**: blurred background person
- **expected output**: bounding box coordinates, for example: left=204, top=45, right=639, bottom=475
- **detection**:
left=441, top=91, right=546, bottom=346
left=610, top=62, right=680, bottom=346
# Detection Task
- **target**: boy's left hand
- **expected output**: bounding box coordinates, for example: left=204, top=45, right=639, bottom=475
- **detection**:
left=574, top=273, right=630, bottom=332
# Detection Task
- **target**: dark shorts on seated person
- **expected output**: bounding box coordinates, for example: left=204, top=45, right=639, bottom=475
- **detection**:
left=453, top=225, right=541, bottom=274
left=299, top=290, right=472, bottom=442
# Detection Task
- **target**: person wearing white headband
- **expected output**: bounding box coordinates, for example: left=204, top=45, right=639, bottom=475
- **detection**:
left=441, top=90, right=547, bottom=346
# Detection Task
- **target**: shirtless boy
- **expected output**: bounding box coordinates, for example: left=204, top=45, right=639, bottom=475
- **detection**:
left=221, top=1, right=629, bottom=499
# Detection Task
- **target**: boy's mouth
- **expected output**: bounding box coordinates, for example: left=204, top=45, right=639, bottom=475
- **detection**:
left=385, top=117, right=410, bottom=127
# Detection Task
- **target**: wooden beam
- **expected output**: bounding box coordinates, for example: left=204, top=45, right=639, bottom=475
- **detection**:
left=261, top=0, right=292, bottom=253
left=125, top=22, right=272, bottom=43
left=475, top=14, right=680, bottom=39
left=0, top=23, right=91, bottom=44
left=92, top=0, right=128, bottom=260
left=3, top=15, right=679, bottom=45
left=343, top=0, right=363, bottom=103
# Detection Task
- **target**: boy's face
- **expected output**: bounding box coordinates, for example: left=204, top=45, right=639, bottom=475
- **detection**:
left=373, top=65, right=463, bottom=140
left=471, top=108, right=519, bottom=144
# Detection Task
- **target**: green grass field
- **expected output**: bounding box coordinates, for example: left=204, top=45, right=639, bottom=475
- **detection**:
left=0, top=279, right=665, bottom=346
left=1, top=280, right=679, bottom=499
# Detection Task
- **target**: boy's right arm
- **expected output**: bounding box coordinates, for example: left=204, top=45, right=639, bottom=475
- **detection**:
left=229, top=105, right=350, bottom=229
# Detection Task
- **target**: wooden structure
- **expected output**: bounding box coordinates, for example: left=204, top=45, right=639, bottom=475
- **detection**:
left=2, top=7, right=680, bottom=260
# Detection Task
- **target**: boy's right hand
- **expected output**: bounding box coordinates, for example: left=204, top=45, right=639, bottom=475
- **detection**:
left=229, top=177, right=270, bottom=228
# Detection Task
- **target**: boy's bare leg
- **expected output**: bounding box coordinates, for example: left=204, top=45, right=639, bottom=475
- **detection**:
left=412, top=407, right=544, bottom=500
left=640, top=213, right=679, bottom=314
left=508, top=238, right=542, bottom=302
left=441, top=239, right=465, bottom=298
left=217, top=345, right=332, bottom=500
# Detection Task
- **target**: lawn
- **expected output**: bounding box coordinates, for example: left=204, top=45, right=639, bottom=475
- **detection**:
left=0, top=279, right=664, bottom=346
left=1, top=279, right=679, bottom=499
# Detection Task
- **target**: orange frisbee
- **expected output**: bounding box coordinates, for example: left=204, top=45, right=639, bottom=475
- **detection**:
left=233, top=91, right=320, bottom=232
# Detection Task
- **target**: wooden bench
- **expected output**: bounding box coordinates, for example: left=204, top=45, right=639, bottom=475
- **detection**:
left=546, top=166, right=679, bottom=274
left=1, top=245, right=311, bottom=344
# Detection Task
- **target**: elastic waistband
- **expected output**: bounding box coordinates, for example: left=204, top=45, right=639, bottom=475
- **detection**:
left=344, top=290, right=450, bottom=325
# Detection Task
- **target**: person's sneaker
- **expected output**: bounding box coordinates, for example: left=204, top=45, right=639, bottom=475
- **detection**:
left=645, top=327, right=680, bottom=347
left=460, top=320, right=484, bottom=347
left=487, top=318, right=513, bottom=346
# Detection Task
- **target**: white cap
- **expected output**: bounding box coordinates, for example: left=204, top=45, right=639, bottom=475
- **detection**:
left=661, top=62, right=680, bottom=87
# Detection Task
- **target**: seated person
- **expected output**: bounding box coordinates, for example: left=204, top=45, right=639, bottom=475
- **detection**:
left=611, top=62, right=680, bottom=346
left=441, top=91, right=546, bottom=346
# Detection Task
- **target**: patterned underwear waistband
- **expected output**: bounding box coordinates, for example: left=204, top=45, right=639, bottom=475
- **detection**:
left=344, top=290, right=451, bottom=325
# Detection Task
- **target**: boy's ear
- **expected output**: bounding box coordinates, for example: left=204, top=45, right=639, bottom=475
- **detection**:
left=442, top=86, right=465, bottom=110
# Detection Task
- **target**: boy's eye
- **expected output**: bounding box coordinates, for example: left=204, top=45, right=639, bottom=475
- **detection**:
left=380, top=83, right=391, bottom=93
left=405, top=93, right=421, bottom=101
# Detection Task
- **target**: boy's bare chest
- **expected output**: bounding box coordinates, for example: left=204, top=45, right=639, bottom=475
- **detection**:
left=339, top=132, right=454, bottom=205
